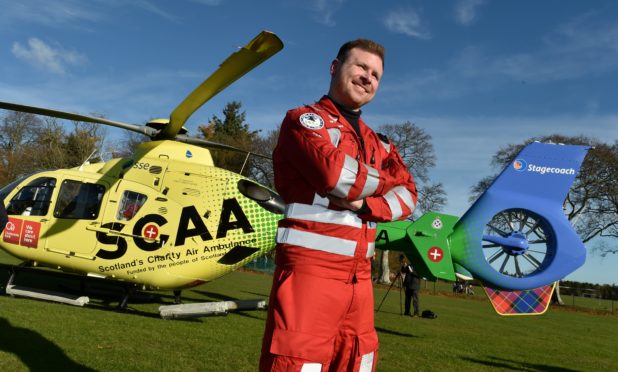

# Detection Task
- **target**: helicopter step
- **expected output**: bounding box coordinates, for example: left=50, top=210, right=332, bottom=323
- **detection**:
left=5, top=283, right=89, bottom=307
left=159, top=299, right=267, bottom=319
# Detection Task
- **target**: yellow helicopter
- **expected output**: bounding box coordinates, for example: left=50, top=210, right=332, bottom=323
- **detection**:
left=0, top=31, right=284, bottom=312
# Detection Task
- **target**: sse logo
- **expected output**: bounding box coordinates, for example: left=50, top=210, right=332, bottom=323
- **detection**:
left=512, top=159, right=527, bottom=172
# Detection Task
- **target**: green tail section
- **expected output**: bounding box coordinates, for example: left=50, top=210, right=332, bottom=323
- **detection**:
left=375, top=213, right=458, bottom=281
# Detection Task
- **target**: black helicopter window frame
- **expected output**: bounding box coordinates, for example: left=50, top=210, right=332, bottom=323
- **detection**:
left=54, top=180, right=106, bottom=220
left=6, top=176, right=56, bottom=217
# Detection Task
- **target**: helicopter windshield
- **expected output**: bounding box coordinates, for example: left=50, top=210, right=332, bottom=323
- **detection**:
left=0, top=175, right=30, bottom=202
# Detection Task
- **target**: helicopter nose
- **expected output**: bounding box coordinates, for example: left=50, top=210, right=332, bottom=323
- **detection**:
left=237, top=180, right=285, bottom=214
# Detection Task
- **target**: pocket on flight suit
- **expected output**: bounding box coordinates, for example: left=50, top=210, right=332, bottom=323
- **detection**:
left=356, top=329, right=379, bottom=371
left=269, top=271, right=337, bottom=364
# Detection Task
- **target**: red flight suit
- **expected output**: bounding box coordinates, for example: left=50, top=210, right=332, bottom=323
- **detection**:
left=260, top=96, right=417, bottom=371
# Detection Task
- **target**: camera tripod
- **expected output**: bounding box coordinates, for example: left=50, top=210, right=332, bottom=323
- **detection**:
left=375, top=271, right=404, bottom=315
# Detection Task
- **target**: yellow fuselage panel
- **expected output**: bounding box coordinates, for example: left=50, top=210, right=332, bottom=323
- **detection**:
left=0, top=143, right=281, bottom=289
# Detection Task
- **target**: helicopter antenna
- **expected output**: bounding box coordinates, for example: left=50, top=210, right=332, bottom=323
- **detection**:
left=79, top=148, right=99, bottom=171
left=240, top=152, right=251, bottom=175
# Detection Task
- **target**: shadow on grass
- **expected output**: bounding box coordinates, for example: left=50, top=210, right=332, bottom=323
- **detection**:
left=242, top=290, right=270, bottom=298
left=189, top=289, right=240, bottom=301
left=0, top=317, right=95, bottom=371
left=460, top=355, right=578, bottom=371
left=374, top=309, right=405, bottom=316
left=375, top=326, right=417, bottom=338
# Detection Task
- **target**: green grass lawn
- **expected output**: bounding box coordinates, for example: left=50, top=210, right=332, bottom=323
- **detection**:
left=0, top=244, right=616, bottom=371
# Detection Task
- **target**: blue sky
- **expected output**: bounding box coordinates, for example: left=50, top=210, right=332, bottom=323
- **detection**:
left=0, top=0, right=616, bottom=285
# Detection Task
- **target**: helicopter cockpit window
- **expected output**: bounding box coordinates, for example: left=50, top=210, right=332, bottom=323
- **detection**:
left=117, top=191, right=147, bottom=221
left=54, top=180, right=105, bottom=220
left=6, top=177, right=56, bottom=216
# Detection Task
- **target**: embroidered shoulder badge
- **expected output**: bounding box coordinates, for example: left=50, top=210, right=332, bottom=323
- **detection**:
left=299, top=112, right=324, bottom=130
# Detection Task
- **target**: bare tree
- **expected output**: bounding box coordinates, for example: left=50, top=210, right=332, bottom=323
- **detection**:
left=0, top=110, right=107, bottom=187
left=376, top=121, right=447, bottom=283
left=248, top=128, right=279, bottom=189
left=34, top=117, right=68, bottom=170
left=0, top=111, right=43, bottom=185
left=113, top=131, right=149, bottom=158
left=62, top=121, right=105, bottom=167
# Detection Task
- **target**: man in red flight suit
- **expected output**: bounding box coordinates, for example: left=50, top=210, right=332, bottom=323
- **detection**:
left=260, top=39, right=417, bottom=372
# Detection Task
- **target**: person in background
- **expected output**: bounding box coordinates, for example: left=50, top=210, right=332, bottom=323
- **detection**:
left=401, top=257, right=421, bottom=317
left=259, top=39, right=417, bottom=371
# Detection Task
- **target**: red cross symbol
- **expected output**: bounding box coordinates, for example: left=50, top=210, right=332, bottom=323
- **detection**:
left=427, top=246, right=443, bottom=262
left=144, top=224, right=159, bottom=239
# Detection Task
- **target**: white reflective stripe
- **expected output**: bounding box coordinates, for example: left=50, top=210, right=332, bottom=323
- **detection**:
left=367, top=221, right=377, bottom=229
left=312, top=193, right=329, bottom=207
left=327, top=128, right=341, bottom=147
left=366, top=242, right=375, bottom=258
left=285, top=203, right=363, bottom=228
left=277, top=228, right=357, bottom=256
left=380, top=139, right=390, bottom=153
left=393, top=186, right=415, bottom=213
left=301, top=363, right=322, bottom=372
left=360, top=351, right=374, bottom=372
left=358, top=164, right=380, bottom=199
left=384, top=190, right=403, bottom=220
left=331, top=155, right=358, bottom=198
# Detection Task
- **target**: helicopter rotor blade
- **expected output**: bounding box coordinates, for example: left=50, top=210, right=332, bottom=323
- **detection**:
left=163, top=30, right=283, bottom=139
left=175, top=134, right=271, bottom=160
left=0, top=101, right=157, bottom=138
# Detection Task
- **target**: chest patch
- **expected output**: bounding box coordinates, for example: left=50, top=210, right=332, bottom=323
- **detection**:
left=299, top=113, right=324, bottom=130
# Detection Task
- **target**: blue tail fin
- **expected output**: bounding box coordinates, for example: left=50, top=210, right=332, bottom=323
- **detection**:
left=450, top=142, right=589, bottom=290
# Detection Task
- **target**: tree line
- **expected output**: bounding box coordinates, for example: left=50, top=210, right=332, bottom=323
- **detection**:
left=560, top=280, right=617, bottom=300
left=0, top=111, right=105, bottom=186
left=1, top=101, right=616, bottom=283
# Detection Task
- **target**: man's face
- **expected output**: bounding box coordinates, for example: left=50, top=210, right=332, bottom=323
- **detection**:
left=329, top=47, right=383, bottom=110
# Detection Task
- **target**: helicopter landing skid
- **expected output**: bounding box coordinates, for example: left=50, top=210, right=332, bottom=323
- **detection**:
left=1, top=263, right=89, bottom=306
left=0, top=263, right=139, bottom=310
left=159, top=299, right=267, bottom=320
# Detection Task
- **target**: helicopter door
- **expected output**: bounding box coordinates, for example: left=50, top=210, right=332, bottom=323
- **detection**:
left=44, top=178, right=106, bottom=257
left=93, top=186, right=152, bottom=259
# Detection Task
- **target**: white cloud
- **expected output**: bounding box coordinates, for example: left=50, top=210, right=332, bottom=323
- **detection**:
left=306, top=0, right=345, bottom=26
left=459, top=17, right=618, bottom=83
left=381, top=15, right=618, bottom=105
left=455, top=0, right=485, bottom=26
left=0, top=0, right=178, bottom=28
left=382, top=9, right=431, bottom=40
left=129, top=0, right=178, bottom=21
left=11, top=38, right=87, bottom=75
left=0, top=0, right=101, bottom=27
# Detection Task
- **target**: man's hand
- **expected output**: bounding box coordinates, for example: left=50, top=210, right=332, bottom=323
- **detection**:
left=327, top=195, right=364, bottom=211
